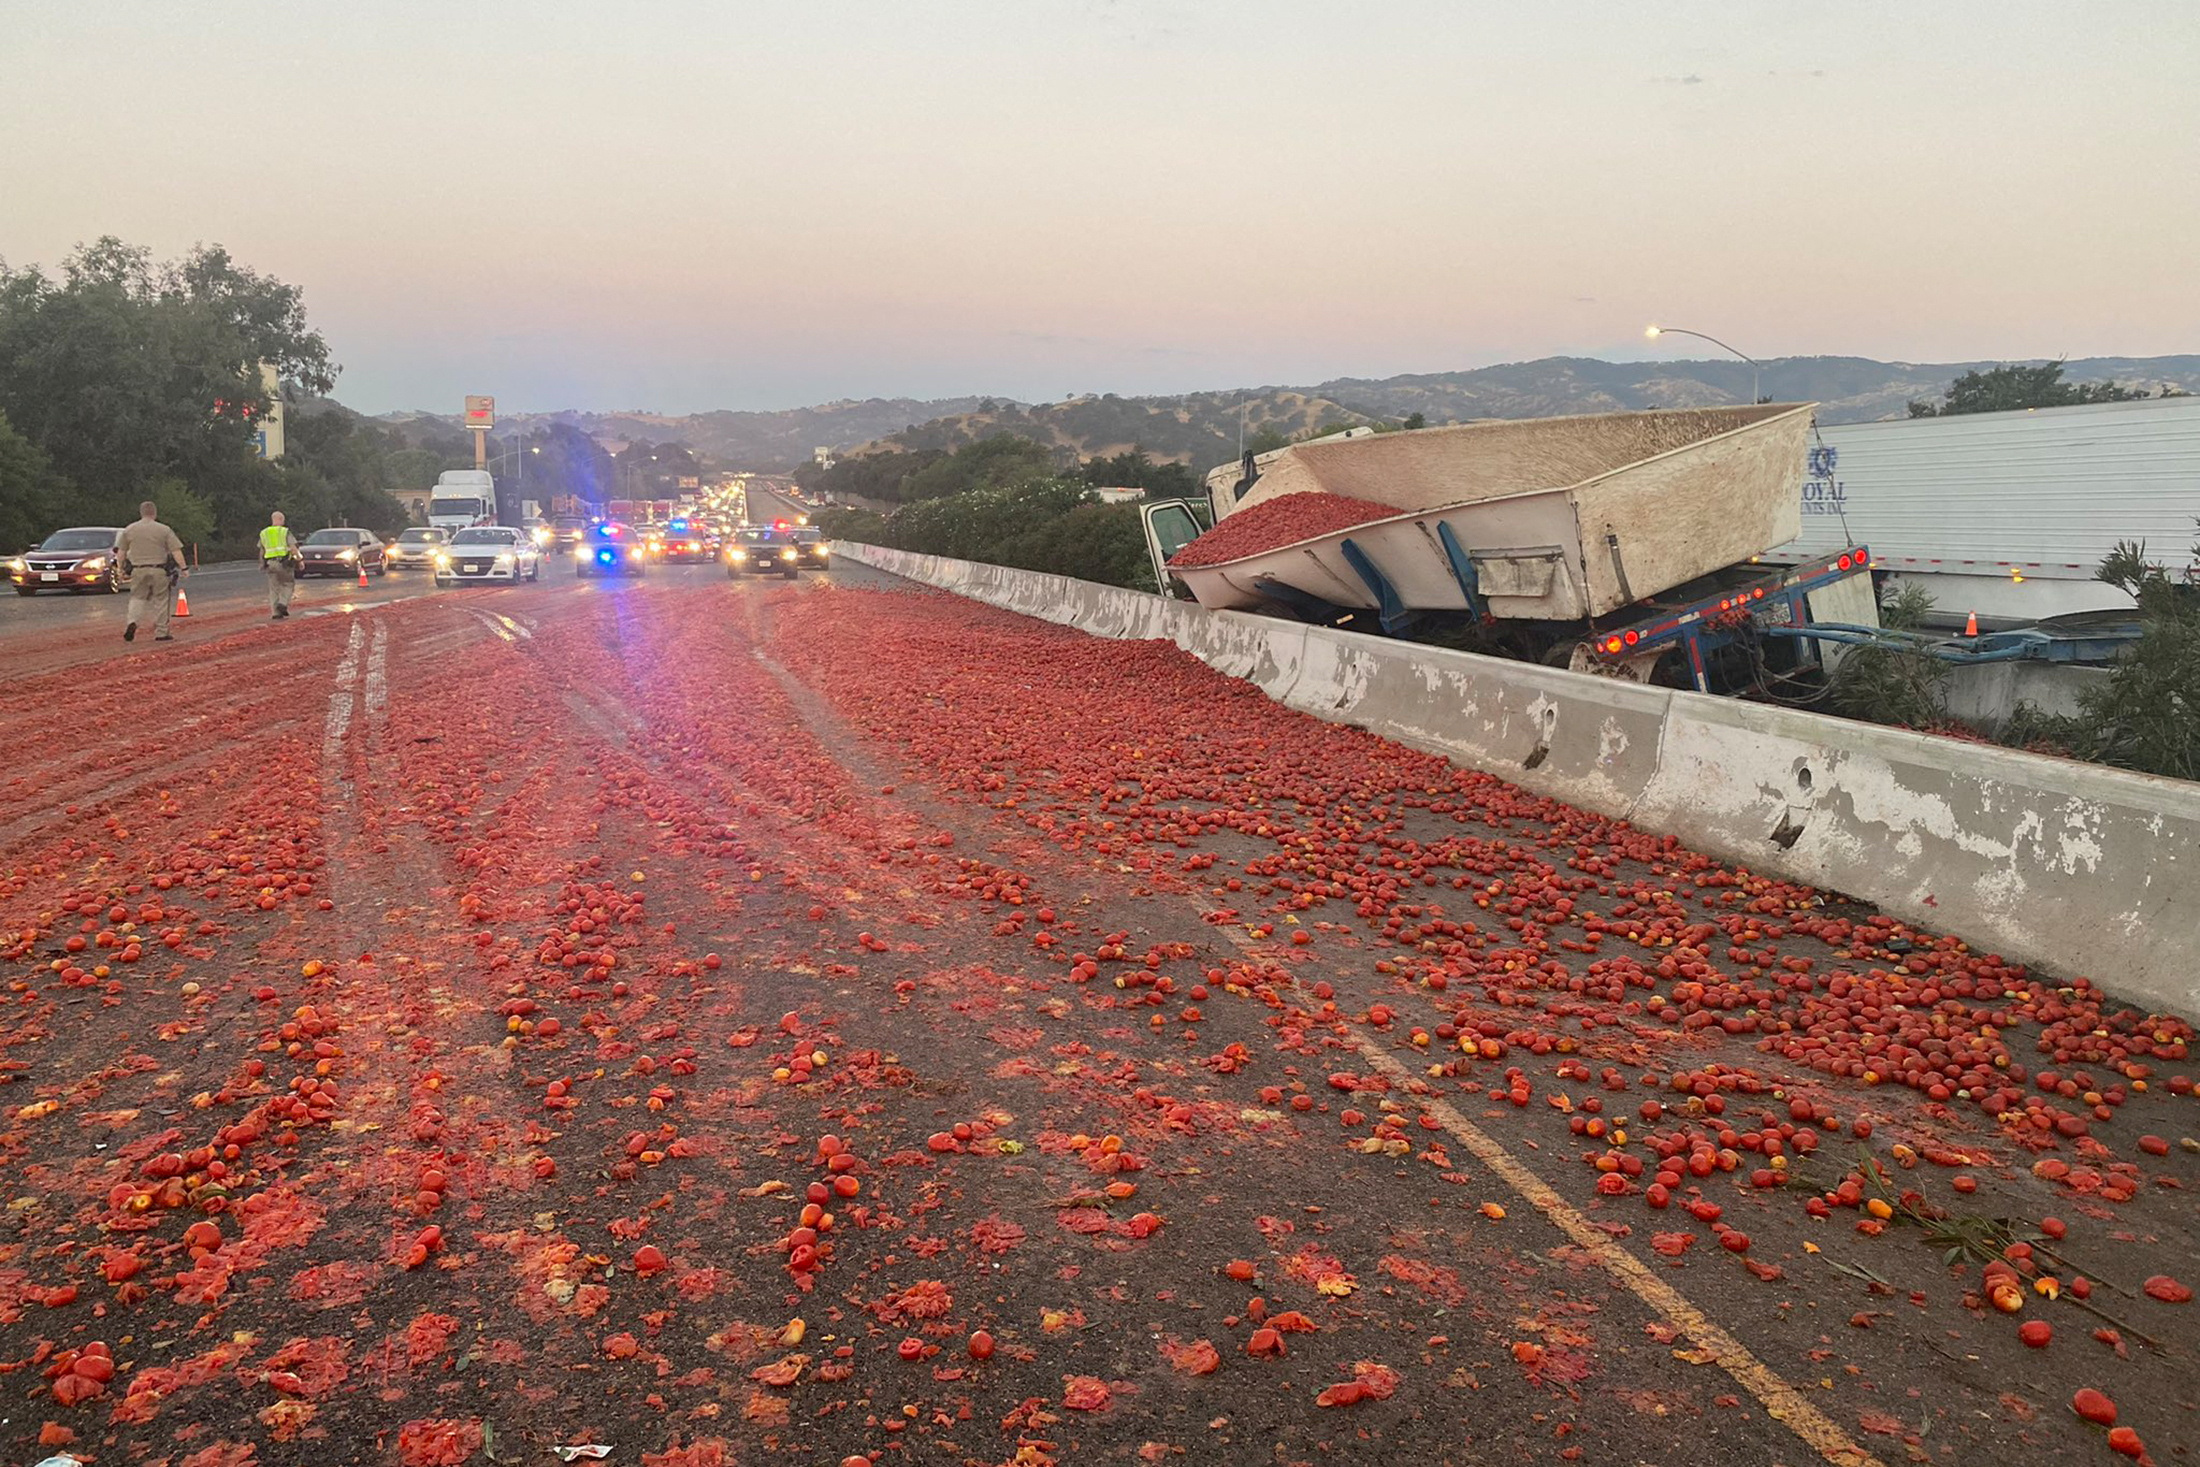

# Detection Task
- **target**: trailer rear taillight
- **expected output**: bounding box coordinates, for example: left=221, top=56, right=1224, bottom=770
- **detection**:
left=1603, top=635, right=1624, bottom=654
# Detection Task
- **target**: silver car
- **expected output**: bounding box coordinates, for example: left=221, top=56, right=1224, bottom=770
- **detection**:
left=434, top=526, right=542, bottom=585
left=387, top=526, right=450, bottom=570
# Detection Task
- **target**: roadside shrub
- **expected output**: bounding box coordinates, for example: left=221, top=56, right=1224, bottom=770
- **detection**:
left=821, top=479, right=1155, bottom=592
left=2056, top=530, right=2200, bottom=780
left=1826, top=583, right=1949, bottom=729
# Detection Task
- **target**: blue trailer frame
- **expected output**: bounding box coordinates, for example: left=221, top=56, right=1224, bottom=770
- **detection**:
left=1584, top=546, right=1877, bottom=693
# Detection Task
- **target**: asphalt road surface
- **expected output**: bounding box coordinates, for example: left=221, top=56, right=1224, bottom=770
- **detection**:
left=0, top=553, right=2193, bottom=1467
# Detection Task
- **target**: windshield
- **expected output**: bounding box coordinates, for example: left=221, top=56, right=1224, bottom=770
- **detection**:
left=553, top=516, right=586, bottom=530
left=450, top=528, right=511, bottom=545
left=305, top=529, right=357, bottom=545
left=397, top=529, right=443, bottom=544
left=37, top=528, right=116, bottom=552
left=428, top=497, right=485, bottom=516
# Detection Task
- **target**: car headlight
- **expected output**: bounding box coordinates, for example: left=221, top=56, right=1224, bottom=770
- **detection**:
left=494, top=554, right=514, bottom=568
left=338, top=548, right=356, bottom=561
left=729, top=548, right=747, bottom=562
left=780, top=548, right=795, bottom=560
left=531, top=528, right=551, bottom=546
left=80, top=556, right=108, bottom=571
left=434, top=552, right=451, bottom=566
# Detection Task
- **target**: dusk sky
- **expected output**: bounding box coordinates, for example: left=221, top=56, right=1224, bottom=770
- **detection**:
left=5, top=1, right=2196, bottom=415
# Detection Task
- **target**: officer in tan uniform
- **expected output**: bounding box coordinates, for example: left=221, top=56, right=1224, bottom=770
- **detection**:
left=116, top=501, right=186, bottom=643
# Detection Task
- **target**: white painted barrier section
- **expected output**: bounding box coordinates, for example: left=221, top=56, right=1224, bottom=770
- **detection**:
left=837, top=543, right=2200, bottom=1019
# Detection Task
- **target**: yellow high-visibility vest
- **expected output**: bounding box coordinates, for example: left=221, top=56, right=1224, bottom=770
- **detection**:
left=260, top=525, right=293, bottom=561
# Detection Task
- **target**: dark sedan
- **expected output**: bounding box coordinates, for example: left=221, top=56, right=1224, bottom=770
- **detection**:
left=298, top=527, right=390, bottom=577
left=4, top=527, right=124, bottom=595
left=726, top=523, right=828, bottom=579
left=573, top=521, right=646, bottom=578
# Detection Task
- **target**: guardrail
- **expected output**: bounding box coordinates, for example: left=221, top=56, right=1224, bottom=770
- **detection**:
left=836, top=541, right=2200, bottom=1021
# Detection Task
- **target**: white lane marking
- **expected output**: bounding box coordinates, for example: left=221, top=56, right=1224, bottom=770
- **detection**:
left=464, top=608, right=533, bottom=642
left=364, top=621, right=389, bottom=720
left=325, top=620, right=363, bottom=753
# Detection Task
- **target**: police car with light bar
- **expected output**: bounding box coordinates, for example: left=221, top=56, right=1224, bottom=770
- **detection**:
left=573, top=521, right=646, bottom=578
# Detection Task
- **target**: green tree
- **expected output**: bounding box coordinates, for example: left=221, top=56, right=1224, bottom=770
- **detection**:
left=1907, top=360, right=2151, bottom=417
left=795, top=447, right=947, bottom=505
left=506, top=423, right=618, bottom=512
left=0, top=237, right=342, bottom=553
left=143, top=476, right=218, bottom=549
left=0, top=411, right=70, bottom=552
left=1402, top=412, right=1426, bottom=430
left=1079, top=448, right=1200, bottom=500
left=901, top=433, right=1054, bottom=501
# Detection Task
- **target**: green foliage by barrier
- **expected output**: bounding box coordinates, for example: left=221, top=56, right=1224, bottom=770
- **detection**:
left=2042, top=527, right=2200, bottom=780
left=1827, top=584, right=1950, bottom=729
left=818, top=478, right=1155, bottom=593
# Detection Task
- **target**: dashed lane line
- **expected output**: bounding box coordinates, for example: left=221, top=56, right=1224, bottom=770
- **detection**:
left=364, top=620, right=389, bottom=720
left=324, top=619, right=364, bottom=756
left=1212, top=918, right=1884, bottom=1467
left=1354, top=1042, right=1885, bottom=1467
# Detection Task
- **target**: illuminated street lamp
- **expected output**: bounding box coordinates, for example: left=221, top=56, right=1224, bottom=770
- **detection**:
left=1645, top=324, right=1761, bottom=406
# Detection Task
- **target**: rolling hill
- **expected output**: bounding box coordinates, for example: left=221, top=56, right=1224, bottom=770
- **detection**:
left=380, top=355, right=2200, bottom=471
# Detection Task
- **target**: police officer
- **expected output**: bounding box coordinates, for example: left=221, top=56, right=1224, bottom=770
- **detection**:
left=260, top=510, right=301, bottom=619
left=116, top=500, right=186, bottom=643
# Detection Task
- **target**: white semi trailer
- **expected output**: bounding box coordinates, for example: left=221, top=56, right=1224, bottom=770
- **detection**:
left=1763, top=396, right=2200, bottom=629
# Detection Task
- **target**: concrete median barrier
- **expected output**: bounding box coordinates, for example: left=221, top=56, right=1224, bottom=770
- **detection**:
left=837, top=542, right=2199, bottom=1018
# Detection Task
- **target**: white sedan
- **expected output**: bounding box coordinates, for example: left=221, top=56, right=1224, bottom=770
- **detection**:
left=434, top=526, right=542, bottom=586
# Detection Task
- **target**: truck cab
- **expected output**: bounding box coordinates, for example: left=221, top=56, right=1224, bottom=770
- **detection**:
left=428, top=470, right=498, bottom=536
left=427, top=493, right=494, bottom=536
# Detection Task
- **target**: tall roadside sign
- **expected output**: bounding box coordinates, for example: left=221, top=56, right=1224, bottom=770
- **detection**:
left=465, top=395, right=495, bottom=471
left=253, top=362, right=286, bottom=460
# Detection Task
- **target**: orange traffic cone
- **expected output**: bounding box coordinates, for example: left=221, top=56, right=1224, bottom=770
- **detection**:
left=173, top=587, right=191, bottom=619
left=1962, top=610, right=1978, bottom=637
left=357, top=564, right=369, bottom=588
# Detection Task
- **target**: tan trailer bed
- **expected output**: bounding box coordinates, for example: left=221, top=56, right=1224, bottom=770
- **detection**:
left=1174, top=404, right=1815, bottom=622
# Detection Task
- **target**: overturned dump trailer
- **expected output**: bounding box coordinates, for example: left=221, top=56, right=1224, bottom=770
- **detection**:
left=1143, top=405, right=1880, bottom=693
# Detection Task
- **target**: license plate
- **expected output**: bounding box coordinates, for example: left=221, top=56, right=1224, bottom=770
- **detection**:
left=40, top=572, right=58, bottom=582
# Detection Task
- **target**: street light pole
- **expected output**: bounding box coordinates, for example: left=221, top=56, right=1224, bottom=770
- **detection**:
left=1645, top=325, right=1761, bottom=406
